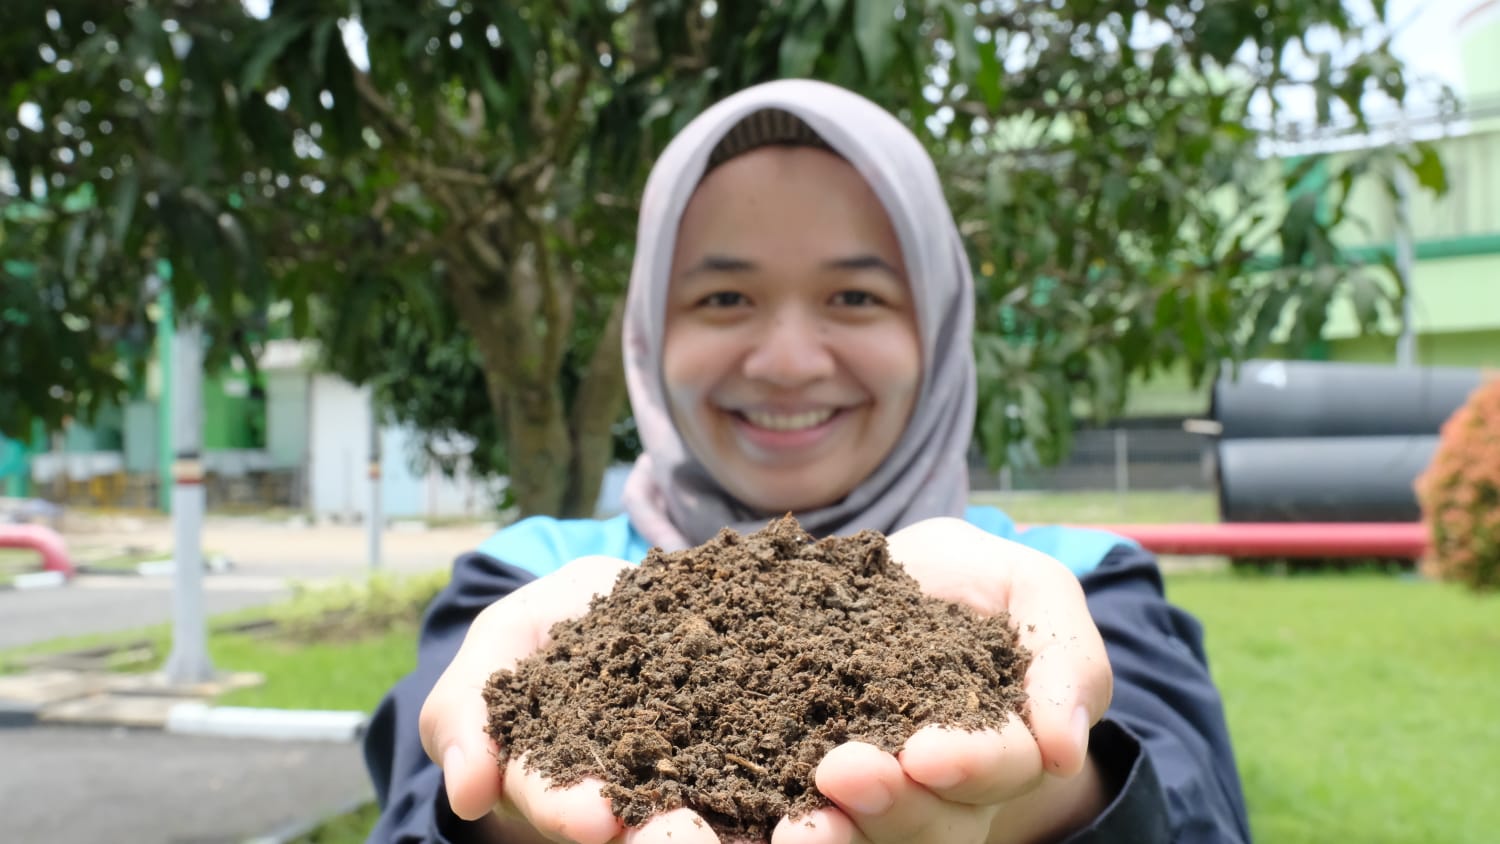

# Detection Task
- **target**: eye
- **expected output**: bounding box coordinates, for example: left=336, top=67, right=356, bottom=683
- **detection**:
left=697, top=291, right=749, bottom=308
left=830, top=290, right=882, bottom=307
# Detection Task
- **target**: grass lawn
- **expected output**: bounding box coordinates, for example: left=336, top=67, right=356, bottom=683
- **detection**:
left=1169, top=571, right=1498, bottom=844
left=213, top=623, right=418, bottom=711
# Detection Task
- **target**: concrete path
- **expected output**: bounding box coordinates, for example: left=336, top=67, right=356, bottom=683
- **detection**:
left=1, top=515, right=497, bottom=651
left=0, top=575, right=289, bottom=650
left=0, top=726, right=371, bottom=844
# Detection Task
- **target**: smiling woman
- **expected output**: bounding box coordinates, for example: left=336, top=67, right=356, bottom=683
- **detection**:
left=363, top=80, right=1251, bottom=844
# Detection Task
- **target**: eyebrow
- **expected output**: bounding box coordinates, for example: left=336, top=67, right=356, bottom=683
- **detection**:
left=681, top=253, right=902, bottom=279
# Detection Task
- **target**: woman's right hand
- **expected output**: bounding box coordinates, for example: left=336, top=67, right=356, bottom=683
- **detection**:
left=418, top=556, right=722, bottom=844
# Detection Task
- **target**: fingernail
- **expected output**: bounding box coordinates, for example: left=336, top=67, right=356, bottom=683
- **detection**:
left=843, top=782, right=894, bottom=815
left=1071, top=706, right=1092, bottom=753
left=443, top=744, right=466, bottom=773
left=918, top=764, right=963, bottom=790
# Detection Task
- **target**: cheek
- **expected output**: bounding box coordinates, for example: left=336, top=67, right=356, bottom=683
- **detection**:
left=661, top=329, right=717, bottom=415
left=857, top=327, right=922, bottom=407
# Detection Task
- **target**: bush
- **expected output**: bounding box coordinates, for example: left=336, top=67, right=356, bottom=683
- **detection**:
left=1415, top=375, right=1500, bottom=592
left=272, top=570, right=451, bottom=641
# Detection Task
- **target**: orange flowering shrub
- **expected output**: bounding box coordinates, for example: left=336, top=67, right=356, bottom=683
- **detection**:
left=1415, top=375, right=1500, bottom=592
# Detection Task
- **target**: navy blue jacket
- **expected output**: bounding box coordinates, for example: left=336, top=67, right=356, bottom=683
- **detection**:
left=364, top=509, right=1251, bottom=843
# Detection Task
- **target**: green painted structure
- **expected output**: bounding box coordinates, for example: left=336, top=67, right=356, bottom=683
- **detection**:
left=1127, top=10, right=1500, bottom=418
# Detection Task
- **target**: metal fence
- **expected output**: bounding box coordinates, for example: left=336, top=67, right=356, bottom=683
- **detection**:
left=971, top=424, right=1215, bottom=494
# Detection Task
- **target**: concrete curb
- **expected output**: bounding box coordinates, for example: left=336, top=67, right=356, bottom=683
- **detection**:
left=0, top=570, right=69, bottom=591
left=75, top=554, right=234, bottom=578
left=166, top=702, right=369, bottom=743
left=0, top=699, right=40, bottom=727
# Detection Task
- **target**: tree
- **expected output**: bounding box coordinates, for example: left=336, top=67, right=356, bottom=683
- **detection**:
left=2, top=0, right=1446, bottom=516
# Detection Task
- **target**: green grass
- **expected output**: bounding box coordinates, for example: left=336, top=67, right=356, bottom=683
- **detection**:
left=288, top=800, right=379, bottom=844
left=1168, top=571, right=1499, bottom=844
left=970, top=490, right=1218, bottom=524
left=213, top=623, right=418, bottom=711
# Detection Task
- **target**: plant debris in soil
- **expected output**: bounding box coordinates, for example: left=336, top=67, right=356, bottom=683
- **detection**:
left=483, top=515, right=1030, bottom=841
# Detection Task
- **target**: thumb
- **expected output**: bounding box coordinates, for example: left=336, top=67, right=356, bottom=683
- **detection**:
left=420, top=555, right=633, bottom=820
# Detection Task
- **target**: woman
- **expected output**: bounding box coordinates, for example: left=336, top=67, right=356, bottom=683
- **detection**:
left=364, top=80, right=1250, bottom=844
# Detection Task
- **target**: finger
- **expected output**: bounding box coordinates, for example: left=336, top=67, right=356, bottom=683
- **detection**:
left=420, top=650, right=503, bottom=819
left=1003, top=551, right=1110, bottom=776
left=505, top=756, right=621, bottom=844
left=421, top=555, right=633, bottom=819
left=621, top=808, right=722, bottom=844
left=887, top=520, right=1112, bottom=777
left=816, top=742, right=991, bottom=844
left=771, top=807, right=861, bottom=844
left=898, top=720, right=1043, bottom=804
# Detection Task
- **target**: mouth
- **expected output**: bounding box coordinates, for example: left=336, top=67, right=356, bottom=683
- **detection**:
left=737, top=408, right=839, bottom=432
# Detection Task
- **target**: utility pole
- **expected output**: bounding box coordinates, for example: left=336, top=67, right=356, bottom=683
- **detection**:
left=156, top=280, right=175, bottom=512
left=162, top=318, right=215, bottom=684
left=367, top=396, right=382, bottom=571
left=1394, top=159, right=1417, bottom=367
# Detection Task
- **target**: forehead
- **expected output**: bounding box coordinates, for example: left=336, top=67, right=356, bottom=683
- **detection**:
left=678, top=146, right=895, bottom=239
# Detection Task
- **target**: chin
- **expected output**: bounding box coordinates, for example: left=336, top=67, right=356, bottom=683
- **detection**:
left=737, top=482, right=842, bottom=516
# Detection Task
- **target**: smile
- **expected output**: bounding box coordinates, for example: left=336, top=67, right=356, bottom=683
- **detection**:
left=739, top=409, right=838, bottom=431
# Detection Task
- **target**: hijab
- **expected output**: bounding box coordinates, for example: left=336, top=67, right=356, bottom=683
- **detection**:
left=621, top=79, right=977, bottom=550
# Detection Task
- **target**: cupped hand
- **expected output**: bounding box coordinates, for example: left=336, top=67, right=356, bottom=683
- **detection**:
left=418, top=555, right=723, bottom=843
left=769, top=517, right=1113, bottom=844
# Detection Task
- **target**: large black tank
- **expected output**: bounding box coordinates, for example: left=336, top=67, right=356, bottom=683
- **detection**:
left=1211, top=360, right=1483, bottom=439
left=1210, top=360, right=1484, bottom=522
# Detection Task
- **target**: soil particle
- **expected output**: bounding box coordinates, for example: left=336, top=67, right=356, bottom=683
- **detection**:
left=484, top=515, right=1030, bottom=840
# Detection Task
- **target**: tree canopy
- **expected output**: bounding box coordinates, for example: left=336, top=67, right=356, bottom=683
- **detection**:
left=2, top=0, right=1446, bottom=516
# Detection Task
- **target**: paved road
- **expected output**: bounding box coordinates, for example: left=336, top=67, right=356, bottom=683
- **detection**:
left=1, top=517, right=495, bottom=651
left=0, top=726, right=372, bottom=843
left=0, top=575, right=291, bottom=650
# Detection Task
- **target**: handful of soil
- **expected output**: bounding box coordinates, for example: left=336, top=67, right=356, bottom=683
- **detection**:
left=484, top=516, right=1030, bottom=840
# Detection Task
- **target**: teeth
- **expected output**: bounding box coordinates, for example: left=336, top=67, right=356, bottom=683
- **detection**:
left=743, top=409, right=836, bottom=431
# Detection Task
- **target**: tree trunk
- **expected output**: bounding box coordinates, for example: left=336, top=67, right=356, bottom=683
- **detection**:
left=447, top=262, right=577, bottom=518
left=562, top=296, right=629, bottom=516
left=504, top=379, right=574, bottom=517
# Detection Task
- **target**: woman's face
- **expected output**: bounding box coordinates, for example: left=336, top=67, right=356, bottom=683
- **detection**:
left=663, top=146, right=921, bottom=514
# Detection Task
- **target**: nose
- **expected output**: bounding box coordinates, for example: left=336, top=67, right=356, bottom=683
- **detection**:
left=742, top=308, right=836, bottom=387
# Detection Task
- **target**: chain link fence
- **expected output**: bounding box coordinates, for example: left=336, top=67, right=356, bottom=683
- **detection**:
left=971, top=423, right=1215, bottom=494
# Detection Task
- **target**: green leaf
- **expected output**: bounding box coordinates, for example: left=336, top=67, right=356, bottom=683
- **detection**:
left=944, top=1, right=978, bottom=80
left=1348, top=274, right=1383, bottom=328
left=853, top=0, right=898, bottom=78
left=322, top=23, right=361, bottom=152
left=494, top=4, right=535, bottom=84
left=61, top=216, right=87, bottom=280
left=974, top=40, right=1003, bottom=111
left=108, top=167, right=140, bottom=248
left=1407, top=143, right=1448, bottom=195
left=241, top=17, right=310, bottom=92
left=779, top=16, right=828, bottom=77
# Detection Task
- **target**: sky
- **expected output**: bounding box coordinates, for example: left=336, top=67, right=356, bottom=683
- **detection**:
left=1388, top=0, right=1476, bottom=94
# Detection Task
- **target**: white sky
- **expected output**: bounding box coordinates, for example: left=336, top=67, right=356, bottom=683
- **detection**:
left=1388, top=0, right=1474, bottom=93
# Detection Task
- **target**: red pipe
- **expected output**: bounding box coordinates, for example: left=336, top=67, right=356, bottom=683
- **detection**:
left=1062, top=522, right=1429, bottom=559
left=0, top=524, right=77, bottom=578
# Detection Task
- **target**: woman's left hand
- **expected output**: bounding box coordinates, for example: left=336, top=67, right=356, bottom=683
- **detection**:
left=770, top=517, right=1114, bottom=844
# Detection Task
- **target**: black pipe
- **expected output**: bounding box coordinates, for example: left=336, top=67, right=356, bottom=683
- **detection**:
left=1211, top=360, right=1482, bottom=439
left=1216, top=435, right=1437, bottom=523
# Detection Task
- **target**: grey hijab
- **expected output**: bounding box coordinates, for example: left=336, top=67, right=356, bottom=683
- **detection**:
left=621, top=79, right=977, bottom=550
